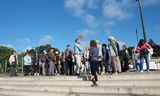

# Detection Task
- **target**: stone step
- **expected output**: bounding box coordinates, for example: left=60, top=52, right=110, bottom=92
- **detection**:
left=0, top=72, right=159, bottom=96
left=0, top=85, right=159, bottom=96
left=0, top=75, right=159, bottom=82
left=0, top=94, right=18, bottom=96
left=0, top=72, right=159, bottom=81
left=0, top=89, right=156, bottom=96
left=82, top=73, right=160, bottom=81
left=0, top=80, right=159, bottom=87
left=0, top=76, right=82, bottom=81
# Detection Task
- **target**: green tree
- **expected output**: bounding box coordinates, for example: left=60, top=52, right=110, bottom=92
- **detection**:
left=148, top=39, right=160, bottom=58
left=0, top=46, right=14, bottom=73
left=152, top=45, right=160, bottom=57
left=149, top=38, right=156, bottom=46
left=35, top=44, right=59, bottom=54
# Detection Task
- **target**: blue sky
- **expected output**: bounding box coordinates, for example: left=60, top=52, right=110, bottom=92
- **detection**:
left=0, top=0, right=160, bottom=52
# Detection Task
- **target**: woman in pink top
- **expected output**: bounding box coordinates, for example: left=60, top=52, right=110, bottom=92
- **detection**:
left=137, top=39, right=151, bottom=72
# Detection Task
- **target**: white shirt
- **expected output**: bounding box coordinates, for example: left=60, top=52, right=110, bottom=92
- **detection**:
left=24, top=54, right=32, bottom=65
left=74, top=43, right=83, bottom=55
left=98, top=44, right=103, bottom=61
left=9, top=55, right=18, bottom=65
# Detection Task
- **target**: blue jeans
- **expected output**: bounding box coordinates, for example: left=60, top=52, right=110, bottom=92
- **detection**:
left=140, top=54, right=149, bottom=70
left=49, top=61, right=55, bottom=75
left=136, top=63, right=140, bottom=71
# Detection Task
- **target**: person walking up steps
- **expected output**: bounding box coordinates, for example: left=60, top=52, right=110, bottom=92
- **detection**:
left=89, top=40, right=99, bottom=87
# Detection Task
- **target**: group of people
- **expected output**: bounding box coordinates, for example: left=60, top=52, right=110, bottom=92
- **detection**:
left=8, top=36, right=152, bottom=87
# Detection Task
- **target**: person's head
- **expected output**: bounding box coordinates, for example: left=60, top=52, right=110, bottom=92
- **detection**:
left=108, top=36, right=115, bottom=43
left=122, top=45, right=126, bottom=50
left=95, top=40, right=100, bottom=45
left=67, top=44, right=70, bottom=49
left=90, top=40, right=97, bottom=47
left=85, top=47, right=89, bottom=51
left=26, top=50, right=30, bottom=54
left=139, top=39, right=145, bottom=45
left=61, top=52, right=64, bottom=55
left=12, top=51, right=16, bottom=56
left=50, top=48, right=54, bottom=53
left=69, top=51, right=72, bottom=55
left=102, top=44, right=107, bottom=49
left=75, top=38, right=80, bottom=44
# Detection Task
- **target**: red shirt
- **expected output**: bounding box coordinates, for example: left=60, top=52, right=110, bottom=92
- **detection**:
left=137, top=43, right=151, bottom=54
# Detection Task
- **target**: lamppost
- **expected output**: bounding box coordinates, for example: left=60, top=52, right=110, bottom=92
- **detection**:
left=136, top=29, right=139, bottom=44
left=136, top=0, right=147, bottom=41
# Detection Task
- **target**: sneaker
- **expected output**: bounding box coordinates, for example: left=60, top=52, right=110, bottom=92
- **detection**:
left=91, top=83, right=98, bottom=87
left=112, top=72, right=118, bottom=75
left=126, top=70, right=130, bottom=72
left=147, top=70, right=150, bottom=72
left=140, top=70, right=143, bottom=73
left=101, top=72, right=105, bottom=75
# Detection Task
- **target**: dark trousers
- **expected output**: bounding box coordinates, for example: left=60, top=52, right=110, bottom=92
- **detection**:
left=10, top=63, right=16, bottom=77
left=68, top=62, right=73, bottom=75
left=90, top=61, right=98, bottom=81
left=123, top=57, right=129, bottom=71
left=61, top=62, right=66, bottom=75
left=34, top=65, right=39, bottom=73
left=97, top=61, right=103, bottom=74
left=103, top=60, right=109, bottom=73
left=24, top=65, right=31, bottom=76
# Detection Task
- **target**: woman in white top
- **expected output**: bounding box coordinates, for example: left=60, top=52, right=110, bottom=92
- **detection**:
left=9, top=51, right=18, bottom=77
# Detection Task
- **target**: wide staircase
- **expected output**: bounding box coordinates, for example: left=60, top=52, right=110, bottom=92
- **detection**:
left=0, top=72, right=160, bottom=96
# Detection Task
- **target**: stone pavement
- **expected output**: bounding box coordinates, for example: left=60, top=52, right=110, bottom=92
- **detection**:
left=0, top=71, right=160, bottom=96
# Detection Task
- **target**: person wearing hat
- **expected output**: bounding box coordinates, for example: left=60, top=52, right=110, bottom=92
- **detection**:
left=74, top=38, right=83, bottom=75
left=108, top=36, right=121, bottom=74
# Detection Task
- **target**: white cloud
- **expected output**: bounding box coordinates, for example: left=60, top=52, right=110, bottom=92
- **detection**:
left=1, top=44, right=14, bottom=48
left=103, top=0, right=131, bottom=20
left=142, top=0, right=160, bottom=6
left=83, top=14, right=97, bottom=27
left=87, top=0, right=98, bottom=9
left=24, top=46, right=32, bottom=51
left=65, top=0, right=86, bottom=16
left=81, top=40, right=90, bottom=48
left=65, top=0, right=98, bottom=27
left=105, top=29, right=112, bottom=37
left=16, top=38, right=31, bottom=44
left=64, top=0, right=159, bottom=28
left=39, top=35, right=54, bottom=45
left=77, top=29, right=96, bottom=38
left=24, top=38, right=30, bottom=42
left=106, top=20, right=115, bottom=26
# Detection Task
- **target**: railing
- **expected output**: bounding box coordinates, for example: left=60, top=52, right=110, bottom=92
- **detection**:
left=0, top=59, right=8, bottom=75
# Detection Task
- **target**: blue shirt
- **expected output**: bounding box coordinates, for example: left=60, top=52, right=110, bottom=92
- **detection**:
left=74, top=43, right=82, bottom=55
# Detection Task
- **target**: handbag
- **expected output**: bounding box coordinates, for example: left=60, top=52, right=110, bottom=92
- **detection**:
left=142, top=48, right=149, bottom=55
